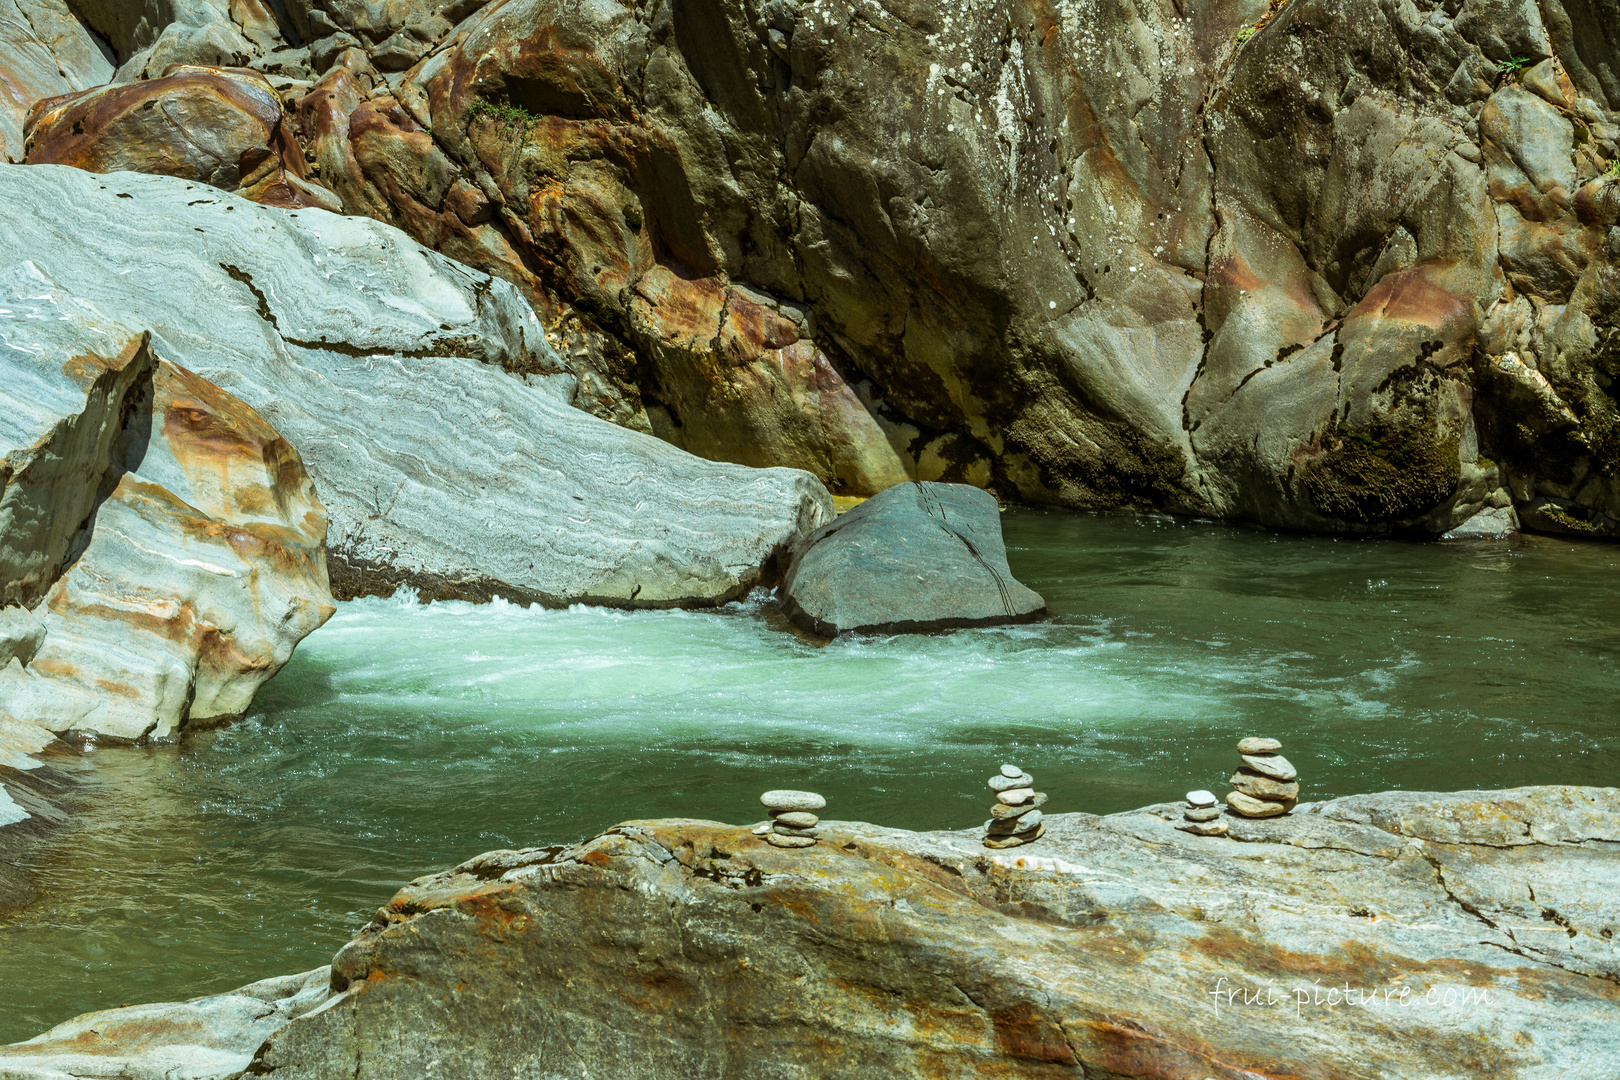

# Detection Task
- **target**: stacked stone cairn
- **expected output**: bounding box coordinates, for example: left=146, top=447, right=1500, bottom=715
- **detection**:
left=1177, top=789, right=1226, bottom=836
left=1225, top=737, right=1299, bottom=817
left=757, top=789, right=826, bottom=848
left=983, top=763, right=1046, bottom=848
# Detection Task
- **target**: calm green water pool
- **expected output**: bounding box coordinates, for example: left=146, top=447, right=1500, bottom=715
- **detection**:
left=1, top=509, right=1617, bottom=1041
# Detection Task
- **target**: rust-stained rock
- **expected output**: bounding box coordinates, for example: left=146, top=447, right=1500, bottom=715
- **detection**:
left=0, top=325, right=334, bottom=742
left=24, top=66, right=339, bottom=210
left=13, top=785, right=1609, bottom=1078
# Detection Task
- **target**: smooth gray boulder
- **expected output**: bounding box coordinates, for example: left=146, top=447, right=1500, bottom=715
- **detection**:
left=0, top=165, right=834, bottom=609
left=780, top=482, right=1044, bottom=636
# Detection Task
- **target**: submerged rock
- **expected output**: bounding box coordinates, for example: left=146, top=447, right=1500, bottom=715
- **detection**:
left=781, top=482, right=1045, bottom=636
left=22, top=785, right=1606, bottom=1078
left=0, top=165, right=834, bottom=610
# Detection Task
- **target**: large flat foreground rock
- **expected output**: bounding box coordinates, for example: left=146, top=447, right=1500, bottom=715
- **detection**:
left=0, top=165, right=833, bottom=608
left=8, top=786, right=1613, bottom=1078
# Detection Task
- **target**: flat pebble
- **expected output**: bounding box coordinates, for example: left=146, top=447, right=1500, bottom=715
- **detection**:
left=764, top=832, right=817, bottom=848
left=1240, top=754, right=1297, bottom=781
left=773, top=822, right=819, bottom=837
left=990, top=792, right=1047, bottom=819
left=751, top=823, right=771, bottom=835
left=1237, top=737, right=1282, bottom=754
left=1230, top=768, right=1299, bottom=801
left=988, top=773, right=1034, bottom=792
left=771, top=811, right=820, bottom=828
left=1183, top=805, right=1222, bottom=822
left=999, top=763, right=1025, bottom=778
left=760, top=789, right=827, bottom=811
left=1227, top=790, right=1294, bottom=817
left=984, top=823, right=1045, bottom=849
left=988, top=810, right=1043, bottom=834
left=1185, top=789, right=1217, bottom=807
left=1176, top=820, right=1229, bottom=837
left=995, top=787, right=1035, bottom=806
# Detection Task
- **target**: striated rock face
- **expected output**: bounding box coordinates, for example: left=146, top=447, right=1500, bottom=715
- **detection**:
left=0, top=342, right=335, bottom=743
left=24, top=66, right=341, bottom=211
left=0, top=0, right=113, bottom=164
left=781, top=481, right=1045, bottom=635
left=11, top=786, right=1609, bottom=1078
left=0, top=164, right=834, bottom=609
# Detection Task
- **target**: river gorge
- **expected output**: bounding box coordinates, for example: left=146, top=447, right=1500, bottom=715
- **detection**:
left=3, top=509, right=1615, bottom=1045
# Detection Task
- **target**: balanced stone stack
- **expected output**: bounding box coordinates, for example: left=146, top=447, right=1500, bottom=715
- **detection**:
left=758, top=790, right=826, bottom=848
left=1177, top=789, right=1227, bottom=836
left=1225, top=737, right=1299, bottom=818
left=983, top=764, right=1046, bottom=848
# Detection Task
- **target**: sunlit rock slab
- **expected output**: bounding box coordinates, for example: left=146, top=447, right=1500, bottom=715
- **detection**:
left=0, top=164, right=835, bottom=608
left=234, top=785, right=1614, bottom=1078
left=0, top=0, right=113, bottom=164
left=781, top=481, right=1045, bottom=635
left=0, top=967, right=331, bottom=1080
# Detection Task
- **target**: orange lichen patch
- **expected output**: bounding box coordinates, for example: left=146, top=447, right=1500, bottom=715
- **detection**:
left=94, top=680, right=142, bottom=699
left=990, top=1002, right=1078, bottom=1065
left=60, top=334, right=151, bottom=391
left=1066, top=1016, right=1311, bottom=1080
left=1192, top=924, right=1497, bottom=989
left=721, top=292, right=800, bottom=360
left=1341, top=264, right=1472, bottom=339
left=1207, top=251, right=1268, bottom=294
left=632, top=266, right=728, bottom=349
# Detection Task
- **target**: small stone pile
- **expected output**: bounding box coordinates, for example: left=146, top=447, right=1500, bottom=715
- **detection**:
left=983, top=763, right=1045, bottom=848
left=757, top=790, right=826, bottom=848
left=1225, top=737, right=1299, bottom=817
left=1177, top=789, right=1226, bottom=836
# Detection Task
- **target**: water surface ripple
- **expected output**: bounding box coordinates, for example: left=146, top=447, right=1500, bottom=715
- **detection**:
left=1, top=510, right=1616, bottom=1039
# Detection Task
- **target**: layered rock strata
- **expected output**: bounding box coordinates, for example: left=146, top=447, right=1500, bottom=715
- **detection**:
left=0, top=164, right=834, bottom=609
left=780, top=481, right=1045, bottom=636
left=7, top=785, right=1613, bottom=1078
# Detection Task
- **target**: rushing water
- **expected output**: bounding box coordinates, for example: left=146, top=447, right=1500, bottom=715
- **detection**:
left=2, top=508, right=1618, bottom=1041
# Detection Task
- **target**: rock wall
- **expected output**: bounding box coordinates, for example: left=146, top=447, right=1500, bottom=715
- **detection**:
left=4, top=786, right=1615, bottom=1077
left=11, top=0, right=1619, bottom=538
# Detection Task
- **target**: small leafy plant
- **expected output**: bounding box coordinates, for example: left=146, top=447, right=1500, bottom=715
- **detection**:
left=1605, top=158, right=1620, bottom=180
left=469, top=98, right=538, bottom=127
left=1236, top=26, right=1257, bottom=44
left=1495, top=55, right=1531, bottom=79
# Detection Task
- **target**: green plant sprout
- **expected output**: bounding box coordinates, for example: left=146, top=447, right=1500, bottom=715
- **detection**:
left=1495, top=55, right=1531, bottom=79
left=1236, top=26, right=1257, bottom=44
left=468, top=99, right=538, bottom=127
left=1605, top=158, right=1620, bottom=180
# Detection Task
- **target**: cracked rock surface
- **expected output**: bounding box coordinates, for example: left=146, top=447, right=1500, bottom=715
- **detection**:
left=14, top=0, right=1620, bottom=538
left=5, top=786, right=1613, bottom=1078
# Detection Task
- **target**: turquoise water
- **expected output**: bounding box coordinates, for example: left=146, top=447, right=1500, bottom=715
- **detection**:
left=1, top=508, right=1616, bottom=1041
